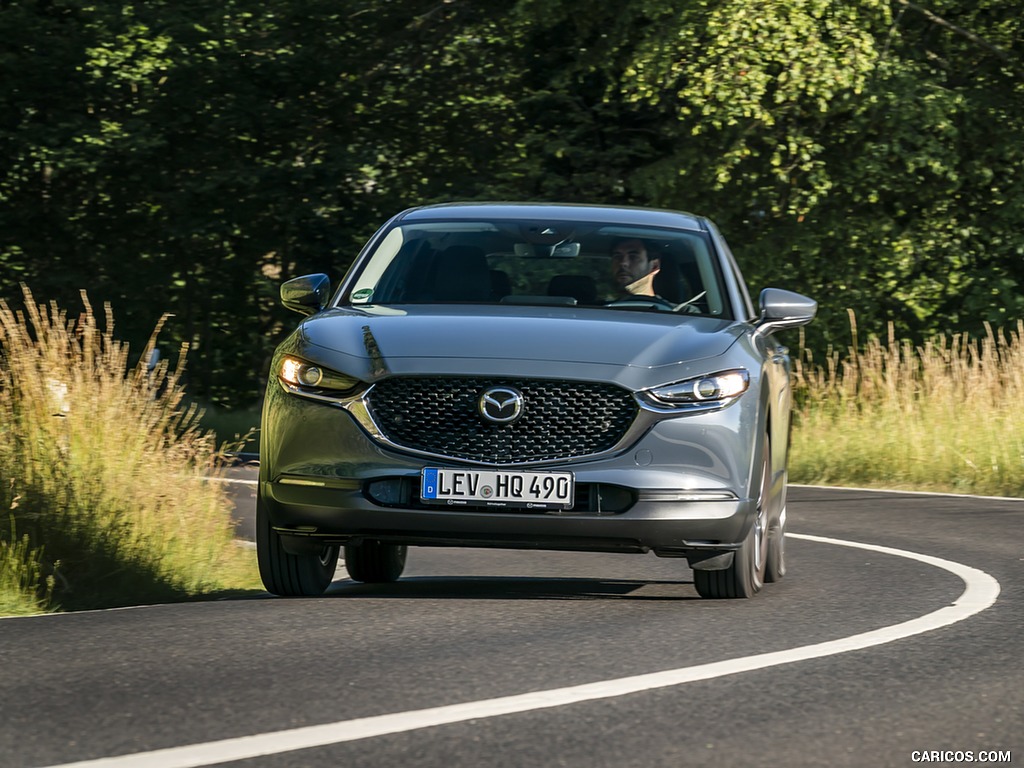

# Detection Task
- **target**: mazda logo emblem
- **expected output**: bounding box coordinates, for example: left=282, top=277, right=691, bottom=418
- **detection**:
left=479, top=386, right=524, bottom=424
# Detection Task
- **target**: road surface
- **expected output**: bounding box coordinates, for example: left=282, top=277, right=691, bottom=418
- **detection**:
left=1, top=484, right=1020, bottom=767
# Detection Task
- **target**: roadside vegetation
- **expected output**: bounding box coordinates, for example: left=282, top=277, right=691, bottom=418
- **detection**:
left=3, top=286, right=1022, bottom=617
left=0, top=525, right=53, bottom=616
left=790, top=315, right=1024, bottom=498
left=0, top=288, right=259, bottom=616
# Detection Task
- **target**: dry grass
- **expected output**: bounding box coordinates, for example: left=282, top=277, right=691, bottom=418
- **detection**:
left=791, top=313, right=1024, bottom=497
left=0, top=520, right=54, bottom=616
left=0, top=286, right=259, bottom=614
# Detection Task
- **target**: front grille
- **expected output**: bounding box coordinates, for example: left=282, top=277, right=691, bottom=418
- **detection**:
left=366, top=377, right=639, bottom=464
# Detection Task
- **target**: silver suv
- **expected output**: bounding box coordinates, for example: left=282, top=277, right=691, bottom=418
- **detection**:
left=257, top=203, right=816, bottom=599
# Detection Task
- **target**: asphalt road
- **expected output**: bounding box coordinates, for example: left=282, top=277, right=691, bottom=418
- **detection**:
left=1, top=482, right=1021, bottom=768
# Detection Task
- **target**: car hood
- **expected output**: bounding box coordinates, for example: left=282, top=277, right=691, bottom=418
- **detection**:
left=289, top=305, right=746, bottom=387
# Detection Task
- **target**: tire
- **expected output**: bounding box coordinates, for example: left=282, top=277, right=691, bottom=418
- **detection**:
left=765, top=502, right=787, bottom=583
left=694, top=434, right=770, bottom=599
left=256, top=496, right=339, bottom=596
left=344, top=540, right=408, bottom=583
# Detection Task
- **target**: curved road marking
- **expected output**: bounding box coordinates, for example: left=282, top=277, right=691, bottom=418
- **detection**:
left=42, top=533, right=1001, bottom=768
left=792, top=482, right=1024, bottom=503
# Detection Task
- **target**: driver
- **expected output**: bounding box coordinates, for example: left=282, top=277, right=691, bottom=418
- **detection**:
left=609, top=238, right=660, bottom=297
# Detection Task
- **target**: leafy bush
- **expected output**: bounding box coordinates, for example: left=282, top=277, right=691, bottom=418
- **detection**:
left=0, top=287, right=258, bottom=613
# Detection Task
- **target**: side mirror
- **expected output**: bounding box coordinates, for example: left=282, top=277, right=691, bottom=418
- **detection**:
left=755, top=288, right=817, bottom=337
left=281, top=274, right=331, bottom=316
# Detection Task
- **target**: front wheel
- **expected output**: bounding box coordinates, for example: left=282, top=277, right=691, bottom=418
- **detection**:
left=345, top=540, right=407, bottom=583
left=694, top=434, right=770, bottom=599
left=256, top=497, right=339, bottom=596
left=765, top=504, right=787, bottom=583
left=693, top=520, right=766, bottom=599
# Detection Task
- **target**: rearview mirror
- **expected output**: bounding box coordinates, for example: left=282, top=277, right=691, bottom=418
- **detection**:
left=281, top=273, right=331, bottom=316
left=755, top=288, right=817, bottom=337
left=513, top=242, right=581, bottom=258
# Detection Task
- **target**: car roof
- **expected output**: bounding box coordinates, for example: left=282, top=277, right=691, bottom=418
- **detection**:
left=396, top=202, right=707, bottom=232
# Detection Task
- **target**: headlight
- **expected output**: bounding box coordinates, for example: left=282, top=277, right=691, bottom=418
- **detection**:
left=279, top=355, right=359, bottom=394
left=644, top=370, right=749, bottom=410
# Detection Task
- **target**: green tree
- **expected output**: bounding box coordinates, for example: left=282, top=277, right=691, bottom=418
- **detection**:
left=2, top=0, right=1022, bottom=406
left=489, top=0, right=1024, bottom=349
left=2, top=1, right=503, bottom=404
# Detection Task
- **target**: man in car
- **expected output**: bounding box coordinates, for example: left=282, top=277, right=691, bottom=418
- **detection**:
left=609, top=238, right=661, bottom=296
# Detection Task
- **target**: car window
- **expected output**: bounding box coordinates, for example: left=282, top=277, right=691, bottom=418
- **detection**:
left=344, top=220, right=733, bottom=319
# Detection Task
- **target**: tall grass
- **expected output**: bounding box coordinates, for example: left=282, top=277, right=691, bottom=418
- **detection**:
left=0, top=287, right=258, bottom=613
left=0, top=520, right=54, bottom=615
left=791, top=314, right=1024, bottom=497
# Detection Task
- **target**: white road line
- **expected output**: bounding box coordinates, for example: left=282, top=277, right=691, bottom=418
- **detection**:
left=791, top=483, right=1024, bottom=502
left=39, top=534, right=1001, bottom=768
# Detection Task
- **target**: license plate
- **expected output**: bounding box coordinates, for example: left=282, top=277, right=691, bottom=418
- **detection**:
left=421, top=468, right=574, bottom=509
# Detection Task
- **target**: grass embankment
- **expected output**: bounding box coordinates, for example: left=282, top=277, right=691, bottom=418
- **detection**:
left=0, top=288, right=260, bottom=616
left=790, top=316, right=1024, bottom=498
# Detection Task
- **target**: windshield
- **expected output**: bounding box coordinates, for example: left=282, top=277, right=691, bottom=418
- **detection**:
left=343, top=218, right=733, bottom=318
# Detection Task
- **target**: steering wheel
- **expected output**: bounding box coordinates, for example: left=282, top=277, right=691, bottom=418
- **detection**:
left=605, top=295, right=678, bottom=311
left=607, top=290, right=709, bottom=314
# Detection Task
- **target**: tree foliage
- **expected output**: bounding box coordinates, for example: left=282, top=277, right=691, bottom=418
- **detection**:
left=1, top=0, right=1022, bottom=405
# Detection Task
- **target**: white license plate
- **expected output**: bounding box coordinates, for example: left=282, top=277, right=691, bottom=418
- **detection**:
left=421, top=468, right=574, bottom=509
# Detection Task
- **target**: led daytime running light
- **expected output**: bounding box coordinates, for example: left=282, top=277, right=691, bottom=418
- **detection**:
left=279, top=355, right=357, bottom=393
left=650, top=370, right=749, bottom=405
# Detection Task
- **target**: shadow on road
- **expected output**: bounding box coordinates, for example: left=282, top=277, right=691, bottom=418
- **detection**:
left=319, top=575, right=699, bottom=601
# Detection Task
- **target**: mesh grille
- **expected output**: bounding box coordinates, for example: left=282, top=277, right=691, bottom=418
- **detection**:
left=366, top=377, right=638, bottom=464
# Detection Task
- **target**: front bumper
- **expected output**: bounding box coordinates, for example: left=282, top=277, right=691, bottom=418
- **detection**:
left=263, top=478, right=754, bottom=556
